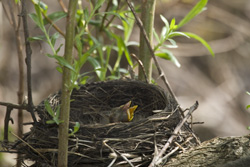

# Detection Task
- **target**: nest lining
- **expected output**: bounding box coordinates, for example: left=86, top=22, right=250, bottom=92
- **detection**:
left=15, top=80, right=198, bottom=167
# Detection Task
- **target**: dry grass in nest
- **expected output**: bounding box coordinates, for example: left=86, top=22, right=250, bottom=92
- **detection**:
left=14, top=80, right=199, bottom=166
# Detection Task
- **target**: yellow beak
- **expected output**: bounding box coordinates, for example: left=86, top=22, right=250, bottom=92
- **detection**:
left=120, top=101, right=138, bottom=122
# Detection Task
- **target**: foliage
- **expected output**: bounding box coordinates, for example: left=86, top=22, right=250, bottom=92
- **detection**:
left=44, top=100, right=63, bottom=125
left=27, top=0, right=214, bottom=128
left=153, top=0, right=214, bottom=68
left=68, top=122, right=80, bottom=137
left=28, top=0, right=213, bottom=82
left=29, top=0, right=137, bottom=86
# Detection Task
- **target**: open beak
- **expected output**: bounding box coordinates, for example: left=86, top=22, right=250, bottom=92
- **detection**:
left=121, top=101, right=138, bottom=121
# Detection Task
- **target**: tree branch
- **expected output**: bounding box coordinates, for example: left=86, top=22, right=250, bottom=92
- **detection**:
left=58, top=0, right=78, bottom=166
left=21, top=0, right=37, bottom=123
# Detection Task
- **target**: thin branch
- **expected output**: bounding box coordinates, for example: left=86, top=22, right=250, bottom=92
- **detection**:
left=116, top=150, right=135, bottom=167
left=21, top=0, right=37, bottom=123
left=130, top=53, right=148, bottom=83
left=2, top=101, right=27, bottom=145
left=6, top=4, right=25, bottom=167
left=0, top=102, right=27, bottom=110
left=1, top=2, right=13, bottom=26
left=105, top=0, right=122, bottom=29
left=11, top=132, right=51, bottom=164
left=58, top=0, right=68, bottom=13
left=42, top=12, right=65, bottom=37
left=99, top=0, right=112, bottom=31
left=103, top=140, right=118, bottom=167
left=4, top=107, right=13, bottom=143
left=125, top=0, right=179, bottom=105
left=149, top=101, right=199, bottom=167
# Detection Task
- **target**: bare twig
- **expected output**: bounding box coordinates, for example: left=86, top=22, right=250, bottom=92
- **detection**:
left=104, top=139, right=135, bottom=167
left=125, top=0, right=179, bottom=105
left=21, top=0, right=37, bottom=123
left=130, top=53, right=148, bottom=83
left=1, top=7, right=25, bottom=166
left=103, top=140, right=118, bottom=167
left=11, top=132, right=51, bottom=164
left=1, top=101, right=27, bottom=146
left=4, top=107, right=13, bottom=143
left=1, top=1, right=13, bottom=25
left=58, top=0, right=68, bottom=13
left=104, top=0, right=121, bottom=29
left=5, top=4, right=25, bottom=167
left=0, top=102, right=27, bottom=110
left=116, top=150, right=135, bottom=167
left=42, top=13, right=65, bottom=37
left=149, top=101, right=199, bottom=167
left=100, top=0, right=112, bottom=31
left=161, top=146, right=179, bottom=163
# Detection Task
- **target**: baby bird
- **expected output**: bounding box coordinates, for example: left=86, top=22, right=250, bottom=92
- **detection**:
left=106, top=101, right=138, bottom=123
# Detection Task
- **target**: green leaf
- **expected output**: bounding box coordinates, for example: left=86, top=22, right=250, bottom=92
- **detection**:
left=107, top=75, right=120, bottom=80
left=55, top=105, right=61, bottom=119
left=162, top=44, right=178, bottom=49
left=120, top=11, right=135, bottom=43
left=44, top=100, right=54, bottom=117
left=160, top=15, right=169, bottom=30
left=73, top=122, right=80, bottom=133
left=170, top=18, right=177, bottom=30
left=79, top=44, right=99, bottom=68
left=167, top=39, right=178, bottom=48
left=168, top=31, right=190, bottom=39
left=79, top=76, right=90, bottom=85
left=43, top=11, right=67, bottom=25
left=126, top=41, right=139, bottom=46
left=47, top=54, right=76, bottom=72
left=68, top=122, right=80, bottom=136
left=101, top=46, right=112, bottom=80
left=56, top=66, right=63, bottom=73
left=247, top=91, right=250, bottom=96
left=160, top=27, right=167, bottom=42
left=51, top=32, right=60, bottom=47
left=29, top=13, right=43, bottom=30
left=177, top=0, right=208, bottom=29
left=56, top=44, right=64, bottom=54
left=113, top=34, right=133, bottom=67
left=34, top=4, right=45, bottom=31
left=110, top=24, right=124, bottom=31
left=153, top=28, right=161, bottom=43
left=247, top=105, right=250, bottom=109
left=28, top=35, right=46, bottom=41
left=94, top=0, right=105, bottom=11
left=155, top=50, right=181, bottom=68
left=87, top=56, right=102, bottom=79
left=86, top=0, right=105, bottom=26
left=118, top=68, right=128, bottom=74
left=184, top=32, right=215, bottom=57
left=32, top=0, right=48, bottom=13
left=46, top=120, right=56, bottom=124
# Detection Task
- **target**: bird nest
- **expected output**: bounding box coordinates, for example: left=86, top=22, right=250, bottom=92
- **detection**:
left=15, top=80, right=199, bottom=166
